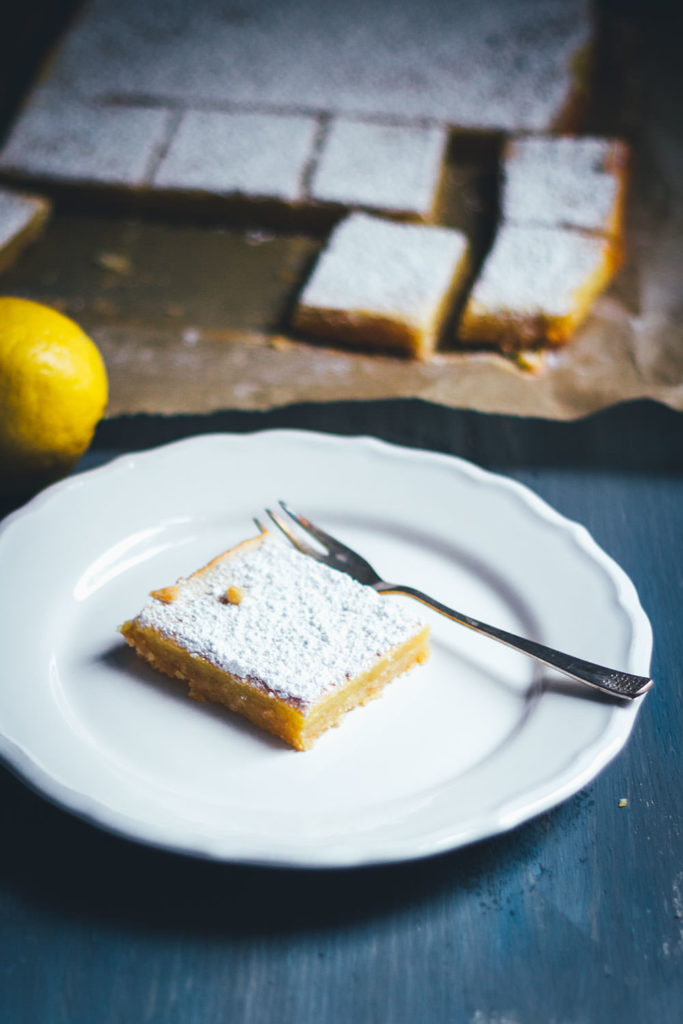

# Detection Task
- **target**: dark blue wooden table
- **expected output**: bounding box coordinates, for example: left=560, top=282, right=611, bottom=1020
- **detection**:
left=1, top=398, right=681, bottom=1024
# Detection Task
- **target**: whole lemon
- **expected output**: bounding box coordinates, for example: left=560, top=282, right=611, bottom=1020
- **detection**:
left=0, top=297, right=108, bottom=489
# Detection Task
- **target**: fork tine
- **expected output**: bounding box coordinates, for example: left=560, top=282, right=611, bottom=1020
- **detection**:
left=265, top=507, right=322, bottom=559
left=275, top=502, right=381, bottom=585
left=278, top=501, right=358, bottom=558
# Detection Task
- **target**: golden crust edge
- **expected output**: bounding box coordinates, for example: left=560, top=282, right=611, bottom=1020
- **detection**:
left=292, top=244, right=470, bottom=360
left=142, top=529, right=268, bottom=606
left=0, top=192, right=52, bottom=275
left=119, top=617, right=430, bottom=751
left=457, top=234, right=620, bottom=350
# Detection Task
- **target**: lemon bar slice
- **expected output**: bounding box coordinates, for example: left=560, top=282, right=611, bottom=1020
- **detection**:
left=308, top=118, right=449, bottom=222
left=502, top=135, right=629, bottom=240
left=152, top=109, right=318, bottom=202
left=120, top=529, right=429, bottom=751
left=0, top=101, right=171, bottom=189
left=459, top=224, right=618, bottom=349
left=0, top=187, right=51, bottom=274
left=293, top=212, right=469, bottom=359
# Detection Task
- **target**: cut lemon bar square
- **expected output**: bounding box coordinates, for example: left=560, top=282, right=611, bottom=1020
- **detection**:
left=501, top=135, right=629, bottom=240
left=0, top=187, right=51, bottom=274
left=120, top=529, right=429, bottom=750
left=293, top=212, right=470, bottom=359
left=458, top=224, right=618, bottom=349
left=308, top=118, right=449, bottom=222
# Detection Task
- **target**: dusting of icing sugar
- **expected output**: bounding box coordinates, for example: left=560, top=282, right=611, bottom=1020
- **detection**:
left=467, top=224, right=607, bottom=317
left=26, top=0, right=591, bottom=133
left=0, top=99, right=171, bottom=186
left=309, top=118, right=448, bottom=217
left=502, top=136, right=625, bottom=234
left=298, top=212, right=468, bottom=327
left=136, top=532, right=424, bottom=711
left=152, top=109, right=318, bottom=201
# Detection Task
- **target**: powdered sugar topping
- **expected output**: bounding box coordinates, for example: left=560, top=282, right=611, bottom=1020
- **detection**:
left=502, top=136, right=625, bottom=234
left=135, top=532, right=424, bottom=710
left=0, top=189, right=44, bottom=248
left=298, top=212, right=468, bottom=326
left=468, top=225, right=608, bottom=316
left=153, top=109, right=318, bottom=201
left=26, top=0, right=591, bottom=133
left=309, top=119, right=448, bottom=216
left=0, top=99, right=172, bottom=186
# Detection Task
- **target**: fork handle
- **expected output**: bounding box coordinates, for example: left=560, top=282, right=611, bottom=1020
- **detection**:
left=376, top=583, right=653, bottom=700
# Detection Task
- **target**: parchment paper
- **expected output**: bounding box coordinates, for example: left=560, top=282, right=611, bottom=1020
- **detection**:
left=2, top=3, right=680, bottom=421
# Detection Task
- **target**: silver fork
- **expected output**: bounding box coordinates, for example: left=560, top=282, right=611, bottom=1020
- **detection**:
left=260, top=501, right=653, bottom=701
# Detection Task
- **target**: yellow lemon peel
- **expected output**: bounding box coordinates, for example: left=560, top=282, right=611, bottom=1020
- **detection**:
left=0, top=297, right=108, bottom=487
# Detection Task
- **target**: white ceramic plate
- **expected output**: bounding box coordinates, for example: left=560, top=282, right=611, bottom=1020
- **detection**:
left=0, top=431, right=651, bottom=867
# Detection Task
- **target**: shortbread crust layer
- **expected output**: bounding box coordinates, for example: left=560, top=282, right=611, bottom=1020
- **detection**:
left=120, top=530, right=429, bottom=749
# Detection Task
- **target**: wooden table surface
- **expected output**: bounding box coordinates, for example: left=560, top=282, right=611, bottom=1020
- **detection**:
left=1, top=6, right=681, bottom=1020
left=1, top=397, right=681, bottom=1024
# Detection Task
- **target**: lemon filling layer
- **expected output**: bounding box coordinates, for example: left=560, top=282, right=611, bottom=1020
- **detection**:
left=120, top=530, right=429, bottom=749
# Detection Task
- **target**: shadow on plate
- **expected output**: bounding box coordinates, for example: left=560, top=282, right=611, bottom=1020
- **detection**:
left=102, top=641, right=287, bottom=750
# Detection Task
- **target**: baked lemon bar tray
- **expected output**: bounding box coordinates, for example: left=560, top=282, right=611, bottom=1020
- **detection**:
left=120, top=528, right=430, bottom=750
